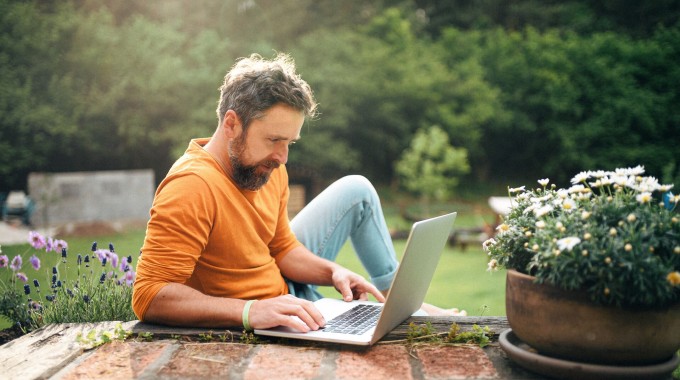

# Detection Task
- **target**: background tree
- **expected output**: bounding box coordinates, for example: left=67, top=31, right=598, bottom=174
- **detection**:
left=1, top=0, right=678, bottom=195
left=395, top=125, right=469, bottom=215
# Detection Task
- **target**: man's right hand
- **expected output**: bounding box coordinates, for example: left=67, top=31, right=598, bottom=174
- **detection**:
left=247, top=294, right=326, bottom=332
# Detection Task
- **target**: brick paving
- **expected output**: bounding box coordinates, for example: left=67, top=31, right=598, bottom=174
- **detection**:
left=2, top=318, right=554, bottom=379
left=51, top=340, right=500, bottom=380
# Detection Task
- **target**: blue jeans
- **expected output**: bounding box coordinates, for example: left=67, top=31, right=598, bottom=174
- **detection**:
left=287, top=175, right=399, bottom=300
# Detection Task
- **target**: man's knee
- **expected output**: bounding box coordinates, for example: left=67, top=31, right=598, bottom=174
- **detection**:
left=338, top=175, right=377, bottom=199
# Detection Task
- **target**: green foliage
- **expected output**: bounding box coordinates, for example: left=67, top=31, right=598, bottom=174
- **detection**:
left=442, top=25, right=680, bottom=183
left=395, top=125, right=469, bottom=208
left=484, top=166, right=680, bottom=309
left=0, top=288, right=31, bottom=332
left=76, top=323, right=133, bottom=349
left=1, top=0, right=679, bottom=192
left=406, top=321, right=437, bottom=343
left=405, top=321, right=491, bottom=347
left=240, top=331, right=260, bottom=344
left=446, top=323, right=491, bottom=348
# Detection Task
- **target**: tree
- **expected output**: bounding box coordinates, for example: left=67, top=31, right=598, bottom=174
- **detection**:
left=395, top=125, right=469, bottom=214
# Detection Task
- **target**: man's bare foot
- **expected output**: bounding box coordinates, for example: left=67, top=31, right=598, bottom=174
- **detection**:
left=421, top=303, right=467, bottom=316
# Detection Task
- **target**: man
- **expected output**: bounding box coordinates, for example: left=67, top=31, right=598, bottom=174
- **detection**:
left=132, top=53, right=461, bottom=333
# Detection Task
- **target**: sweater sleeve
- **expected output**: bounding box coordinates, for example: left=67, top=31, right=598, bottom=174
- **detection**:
left=268, top=167, right=302, bottom=261
left=132, top=173, right=216, bottom=321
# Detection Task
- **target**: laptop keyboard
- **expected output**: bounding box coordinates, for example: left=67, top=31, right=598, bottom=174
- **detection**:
left=321, top=304, right=382, bottom=335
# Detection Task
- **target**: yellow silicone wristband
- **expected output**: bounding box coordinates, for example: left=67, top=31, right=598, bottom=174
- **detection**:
left=242, top=300, right=256, bottom=331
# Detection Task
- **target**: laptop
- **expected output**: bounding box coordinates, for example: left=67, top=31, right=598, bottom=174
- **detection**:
left=254, top=212, right=457, bottom=345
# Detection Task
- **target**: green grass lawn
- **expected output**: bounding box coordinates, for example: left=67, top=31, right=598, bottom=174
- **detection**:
left=316, top=241, right=506, bottom=316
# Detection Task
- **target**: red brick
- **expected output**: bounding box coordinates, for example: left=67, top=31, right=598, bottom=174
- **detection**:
left=158, top=342, right=253, bottom=378
left=59, top=340, right=173, bottom=379
left=336, top=345, right=413, bottom=380
left=244, top=345, right=325, bottom=380
left=416, top=344, right=497, bottom=379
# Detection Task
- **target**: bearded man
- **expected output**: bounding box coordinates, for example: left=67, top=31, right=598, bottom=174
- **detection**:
left=132, top=53, right=462, bottom=333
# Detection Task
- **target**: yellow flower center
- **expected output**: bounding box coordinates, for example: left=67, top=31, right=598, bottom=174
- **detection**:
left=667, top=272, right=680, bottom=286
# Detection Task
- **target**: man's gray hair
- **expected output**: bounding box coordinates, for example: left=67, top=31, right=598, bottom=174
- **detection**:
left=216, top=53, right=318, bottom=130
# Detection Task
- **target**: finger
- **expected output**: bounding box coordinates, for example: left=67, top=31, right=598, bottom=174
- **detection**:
left=277, top=314, right=311, bottom=333
left=335, top=282, right=354, bottom=302
left=291, top=301, right=325, bottom=330
left=363, top=283, right=386, bottom=303
left=285, top=299, right=325, bottom=330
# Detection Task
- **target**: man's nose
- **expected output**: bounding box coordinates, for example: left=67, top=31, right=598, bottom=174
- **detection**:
left=272, top=143, right=289, bottom=164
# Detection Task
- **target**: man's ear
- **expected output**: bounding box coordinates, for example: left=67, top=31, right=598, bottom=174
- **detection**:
left=222, top=110, right=242, bottom=139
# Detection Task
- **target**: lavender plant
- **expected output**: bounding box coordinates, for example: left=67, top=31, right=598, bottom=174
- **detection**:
left=483, top=166, right=680, bottom=309
left=0, top=232, right=137, bottom=332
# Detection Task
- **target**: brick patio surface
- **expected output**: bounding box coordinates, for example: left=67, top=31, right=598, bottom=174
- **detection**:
left=0, top=318, right=552, bottom=379
left=50, top=340, right=504, bottom=379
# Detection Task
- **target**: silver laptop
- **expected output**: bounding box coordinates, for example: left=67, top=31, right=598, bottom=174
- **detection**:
left=254, top=212, right=457, bottom=345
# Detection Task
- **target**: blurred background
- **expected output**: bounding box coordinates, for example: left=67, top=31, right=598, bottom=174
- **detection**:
left=2, top=0, right=679, bottom=193
left=1, top=0, right=679, bottom=316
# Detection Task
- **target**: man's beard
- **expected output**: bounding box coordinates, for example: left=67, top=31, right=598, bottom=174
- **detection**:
left=228, top=136, right=280, bottom=191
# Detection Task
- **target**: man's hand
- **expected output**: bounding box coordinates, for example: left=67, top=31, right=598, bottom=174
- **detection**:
left=248, top=294, right=326, bottom=332
left=331, top=267, right=386, bottom=303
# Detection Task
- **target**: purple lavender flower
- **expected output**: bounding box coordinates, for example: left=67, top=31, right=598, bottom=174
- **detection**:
left=83, top=295, right=90, bottom=303
left=61, top=248, right=67, bottom=259
left=29, top=255, right=40, bottom=270
left=95, top=249, right=109, bottom=263
left=24, top=284, right=30, bottom=295
left=16, top=272, right=28, bottom=282
left=108, top=243, right=115, bottom=252
left=109, top=252, right=119, bottom=269
left=77, top=254, right=82, bottom=265
left=28, top=231, right=46, bottom=250
left=124, top=270, right=136, bottom=286
left=46, top=295, right=54, bottom=302
left=29, top=300, right=42, bottom=311
left=33, top=279, right=40, bottom=287
left=45, top=237, right=53, bottom=252
left=99, top=273, right=106, bottom=284
left=91, top=242, right=97, bottom=251
left=9, top=255, right=22, bottom=271
left=53, top=239, right=68, bottom=252
left=0, top=255, right=8, bottom=268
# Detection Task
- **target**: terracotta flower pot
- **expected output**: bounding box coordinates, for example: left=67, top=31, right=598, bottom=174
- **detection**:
left=506, top=269, right=680, bottom=365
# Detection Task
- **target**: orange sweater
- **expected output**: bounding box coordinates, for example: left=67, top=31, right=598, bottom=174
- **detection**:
left=132, top=138, right=301, bottom=320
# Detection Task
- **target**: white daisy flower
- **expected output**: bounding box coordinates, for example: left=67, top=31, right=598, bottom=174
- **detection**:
left=571, top=171, right=590, bottom=184
left=556, top=237, right=581, bottom=252
left=534, top=205, right=554, bottom=218
left=636, top=192, right=652, bottom=204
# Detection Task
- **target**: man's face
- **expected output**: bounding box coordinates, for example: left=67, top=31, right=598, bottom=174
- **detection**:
left=228, top=104, right=304, bottom=191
